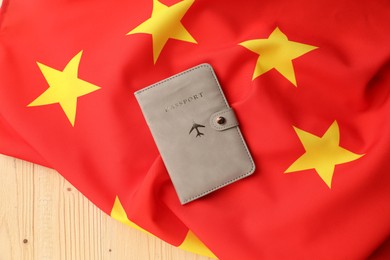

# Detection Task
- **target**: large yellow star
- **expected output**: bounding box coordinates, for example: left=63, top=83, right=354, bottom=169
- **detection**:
left=127, top=0, right=197, bottom=63
left=239, top=27, right=317, bottom=86
left=285, top=121, right=364, bottom=188
left=28, top=51, right=100, bottom=127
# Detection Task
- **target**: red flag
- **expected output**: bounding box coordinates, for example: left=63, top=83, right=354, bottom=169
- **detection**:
left=1, top=0, right=390, bottom=259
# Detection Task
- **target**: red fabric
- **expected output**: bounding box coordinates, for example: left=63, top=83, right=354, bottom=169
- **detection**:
left=1, top=0, right=389, bottom=259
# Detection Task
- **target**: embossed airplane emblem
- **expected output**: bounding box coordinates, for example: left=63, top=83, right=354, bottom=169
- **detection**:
left=189, top=122, right=205, bottom=137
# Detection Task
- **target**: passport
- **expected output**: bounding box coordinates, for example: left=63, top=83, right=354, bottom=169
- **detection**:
left=135, top=64, right=255, bottom=204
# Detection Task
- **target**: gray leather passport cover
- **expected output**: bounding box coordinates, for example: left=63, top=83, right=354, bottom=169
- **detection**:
left=135, top=64, right=255, bottom=204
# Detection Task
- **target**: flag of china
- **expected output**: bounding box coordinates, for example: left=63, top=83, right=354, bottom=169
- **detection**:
left=1, top=0, right=389, bottom=259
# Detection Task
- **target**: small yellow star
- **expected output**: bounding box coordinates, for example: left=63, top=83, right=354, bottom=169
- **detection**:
left=239, top=27, right=317, bottom=86
left=111, top=196, right=216, bottom=258
left=127, top=0, right=197, bottom=63
left=285, top=121, right=364, bottom=188
left=28, top=51, right=100, bottom=127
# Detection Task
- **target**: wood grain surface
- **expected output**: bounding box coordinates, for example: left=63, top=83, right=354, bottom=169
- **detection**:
left=0, top=154, right=212, bottom=260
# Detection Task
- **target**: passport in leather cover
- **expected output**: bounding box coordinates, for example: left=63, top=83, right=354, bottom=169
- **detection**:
left=134, top=64, right=255, bottom=204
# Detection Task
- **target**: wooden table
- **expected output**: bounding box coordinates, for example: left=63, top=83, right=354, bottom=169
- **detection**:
left=0, top=154, right=212, bottom=260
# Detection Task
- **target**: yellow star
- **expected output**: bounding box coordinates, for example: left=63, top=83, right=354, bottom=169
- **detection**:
left=28, top=51, right=100, bottom=127
left=111, top=196, right=216, bottom=258
left=127, top=0, right=197, bottom=63
left=285, top=121, right=364, bottom=188
left=239, top=27, right=317, bottom=86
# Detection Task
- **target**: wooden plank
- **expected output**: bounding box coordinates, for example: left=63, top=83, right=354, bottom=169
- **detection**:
left=0, top=154, right=213, bottom=260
